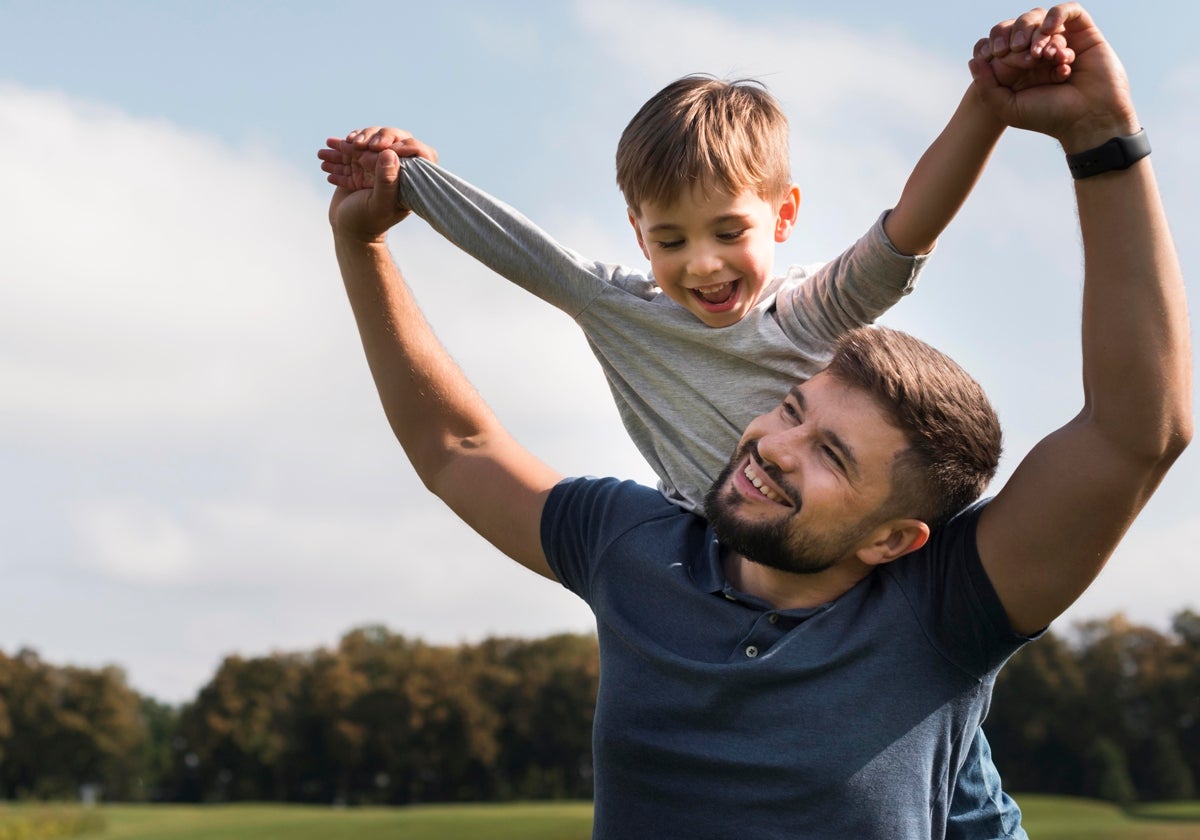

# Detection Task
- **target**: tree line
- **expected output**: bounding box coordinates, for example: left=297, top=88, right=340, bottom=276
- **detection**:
left=0, top=612, right=1195, bottom=806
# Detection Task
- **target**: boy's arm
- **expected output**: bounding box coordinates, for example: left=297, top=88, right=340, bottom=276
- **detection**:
left=882, top=89, right=1005, bottom=256
left=884, top=39, right=1073, bottom=256
left=396, top=156, right=631, bottom=315
left=330, top=148, right=562, bottom=579
left=777, top=36, right=1076, bottom=346
left=323, top=129, right=639, bottom=316
left=971, top=4, right=1192, bottom=636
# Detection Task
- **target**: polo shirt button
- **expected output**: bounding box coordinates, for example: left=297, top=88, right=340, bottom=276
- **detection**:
left=768, top=614, right=779, bottom=624
left=745, top=645, right=759, bottom=658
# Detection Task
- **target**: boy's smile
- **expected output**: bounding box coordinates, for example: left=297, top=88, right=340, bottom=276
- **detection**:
left=629, top=183, right=800, bottom=328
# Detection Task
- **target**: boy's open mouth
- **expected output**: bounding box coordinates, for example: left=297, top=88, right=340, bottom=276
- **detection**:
left=693, top=280, right=738, bottom=307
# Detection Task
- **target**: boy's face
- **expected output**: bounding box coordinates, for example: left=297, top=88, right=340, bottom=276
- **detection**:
left=629, top=183, right=800, bottom=328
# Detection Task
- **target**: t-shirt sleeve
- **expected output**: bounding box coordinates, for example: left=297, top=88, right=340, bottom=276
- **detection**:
left=540, top=476, right=670, bottom=602
left=397, top=157, right=657, bottom=315
left=889, top=502, right=1034, bottom=677
left=776, top=211, right=926, bottom=350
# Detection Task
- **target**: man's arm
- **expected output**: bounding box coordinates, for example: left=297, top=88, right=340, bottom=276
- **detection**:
left=330, top=148, right=562, bottom=579
left=972, top=4, right=1193, bottom=636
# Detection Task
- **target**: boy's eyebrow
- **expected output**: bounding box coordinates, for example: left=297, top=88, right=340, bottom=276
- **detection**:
left=645, top=212, right=754, bottom=234
left=789, top=387, right=861, bottom=479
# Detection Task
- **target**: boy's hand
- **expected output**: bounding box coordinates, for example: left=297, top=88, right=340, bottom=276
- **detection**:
left=328, top=148, right=410, bottom=242
left=980, top=12, right=1074, bottom=92
left=969, top=4, right=1137, bottom=152
left=318, top=127, right=438, bottom=190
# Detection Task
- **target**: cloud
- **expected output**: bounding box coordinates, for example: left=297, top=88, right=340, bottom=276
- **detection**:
left=0, top=82, right=342, bottom=445
left=0, top=81, right=613, bottom=700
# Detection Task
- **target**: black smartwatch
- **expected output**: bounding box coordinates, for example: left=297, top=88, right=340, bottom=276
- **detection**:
left=1066, top=129, right=1151, bottom=179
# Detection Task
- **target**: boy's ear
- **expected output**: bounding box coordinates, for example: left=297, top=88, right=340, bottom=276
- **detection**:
left=854, top=518, right=930, bottom=567
left=628, top=209, right=651, bottom=260
left=774, top=185, right=801, bottom=244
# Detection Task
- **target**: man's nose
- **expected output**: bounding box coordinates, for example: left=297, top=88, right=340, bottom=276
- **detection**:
left=755, top=426, right=807, bottom=474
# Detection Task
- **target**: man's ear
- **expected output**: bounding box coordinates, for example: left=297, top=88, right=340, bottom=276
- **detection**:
left=774, top=184, right=801, bottom=243
left=628, top=209, right=651, bottom=260
left=855, top=518, right=930, bottom=567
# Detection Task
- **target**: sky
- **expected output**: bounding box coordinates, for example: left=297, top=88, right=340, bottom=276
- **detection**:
left=2, top=0, right=1198, bottom=704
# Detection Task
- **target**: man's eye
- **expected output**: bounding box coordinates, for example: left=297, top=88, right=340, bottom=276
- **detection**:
left=782, top=402, right=799, bottom=419
left=821, top=445, right=845, bottom=470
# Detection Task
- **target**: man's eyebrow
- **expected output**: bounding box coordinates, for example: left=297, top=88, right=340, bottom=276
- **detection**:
left=789, top=386, right=861, bottom=478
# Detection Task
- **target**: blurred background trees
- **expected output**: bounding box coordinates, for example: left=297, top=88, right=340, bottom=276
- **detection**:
left=988, top=610, right=1199, bottom=804
left=0, top=611, right=1195, bottom=806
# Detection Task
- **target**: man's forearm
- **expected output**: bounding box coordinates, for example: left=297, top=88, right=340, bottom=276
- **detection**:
left=335, top=233, right=496, bottom=485
left=1075, top=155, right=1192, bottom=462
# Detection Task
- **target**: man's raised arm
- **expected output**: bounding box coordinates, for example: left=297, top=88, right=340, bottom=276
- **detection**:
left=972, top=4, right=1192, bottom=636
left=329, top=148, right=562, bottom=578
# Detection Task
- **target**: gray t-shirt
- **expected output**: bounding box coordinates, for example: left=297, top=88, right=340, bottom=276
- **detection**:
left=398, top=157, right=925, bottom=510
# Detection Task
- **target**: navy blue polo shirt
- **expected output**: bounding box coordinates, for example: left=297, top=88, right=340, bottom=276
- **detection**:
left=542, top=476, right=1028, bottom=839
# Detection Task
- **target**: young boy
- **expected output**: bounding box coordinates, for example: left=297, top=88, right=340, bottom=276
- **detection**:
left=321, top=49, right=1069, bottom=837
left=321, top=61, right=1063, bottom=516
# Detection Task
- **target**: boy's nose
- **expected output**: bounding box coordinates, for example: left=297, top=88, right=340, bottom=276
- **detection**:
left=686, top=248, right=722, bottom=278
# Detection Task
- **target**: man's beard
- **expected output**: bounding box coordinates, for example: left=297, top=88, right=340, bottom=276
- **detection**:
left=703, top=447, right=868, bottom=576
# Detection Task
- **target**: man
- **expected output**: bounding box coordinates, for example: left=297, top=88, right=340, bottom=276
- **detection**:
left=327, top=5, right=1190, bottom=838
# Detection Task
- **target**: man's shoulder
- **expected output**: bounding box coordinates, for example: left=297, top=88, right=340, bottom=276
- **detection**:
left=546, top=476, right=686, bottom=526
left=543, top=476, right=708, bottom=558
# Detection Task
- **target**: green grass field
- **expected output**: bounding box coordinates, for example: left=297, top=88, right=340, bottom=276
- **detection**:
left=1016, top=795, right=1200, bottom=839
left=89, top=802, right=593, bottom=840
left=4, top=796, right=1199, bottom=839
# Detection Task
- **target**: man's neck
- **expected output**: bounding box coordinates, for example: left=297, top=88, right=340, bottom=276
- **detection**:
left=721, top=549, right=872, bottom=611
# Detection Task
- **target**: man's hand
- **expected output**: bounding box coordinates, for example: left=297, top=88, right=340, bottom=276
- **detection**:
left=327, top=148, right=410, bottom=243
left=318, top=127, right=438, bottom=191
left=970, top=4, right=1138, bottom=151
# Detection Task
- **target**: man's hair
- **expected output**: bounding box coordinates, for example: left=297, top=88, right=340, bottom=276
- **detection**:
left=826, top=327, right=1003, bottom=531
left=616, top=75, right=791, bottom=213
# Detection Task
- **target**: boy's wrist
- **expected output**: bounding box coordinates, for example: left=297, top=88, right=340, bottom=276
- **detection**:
left=964, top=84, right=1007, bottom=131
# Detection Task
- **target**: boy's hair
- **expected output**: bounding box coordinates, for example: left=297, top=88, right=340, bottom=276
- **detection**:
left=616, top=74, right=791, bottom=213
left=825, top=327, right=1003, bottom=531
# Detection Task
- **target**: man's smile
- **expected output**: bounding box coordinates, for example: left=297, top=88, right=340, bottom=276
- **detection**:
left=741, top=456, right=794, bottom=507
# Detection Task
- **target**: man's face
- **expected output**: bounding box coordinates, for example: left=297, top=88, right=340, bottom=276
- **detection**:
left=704, top=373, right=910, bottom=574
left=629, top=183, right=799, bottom=328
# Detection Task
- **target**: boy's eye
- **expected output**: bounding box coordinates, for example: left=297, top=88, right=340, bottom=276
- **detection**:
left=717, top=229, right=746, bottom=242
left=655, top=239, right=684, bottom=250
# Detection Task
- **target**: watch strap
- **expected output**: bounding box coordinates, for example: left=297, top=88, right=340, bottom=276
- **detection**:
left=1066, top=129, right=1151, bottom=179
